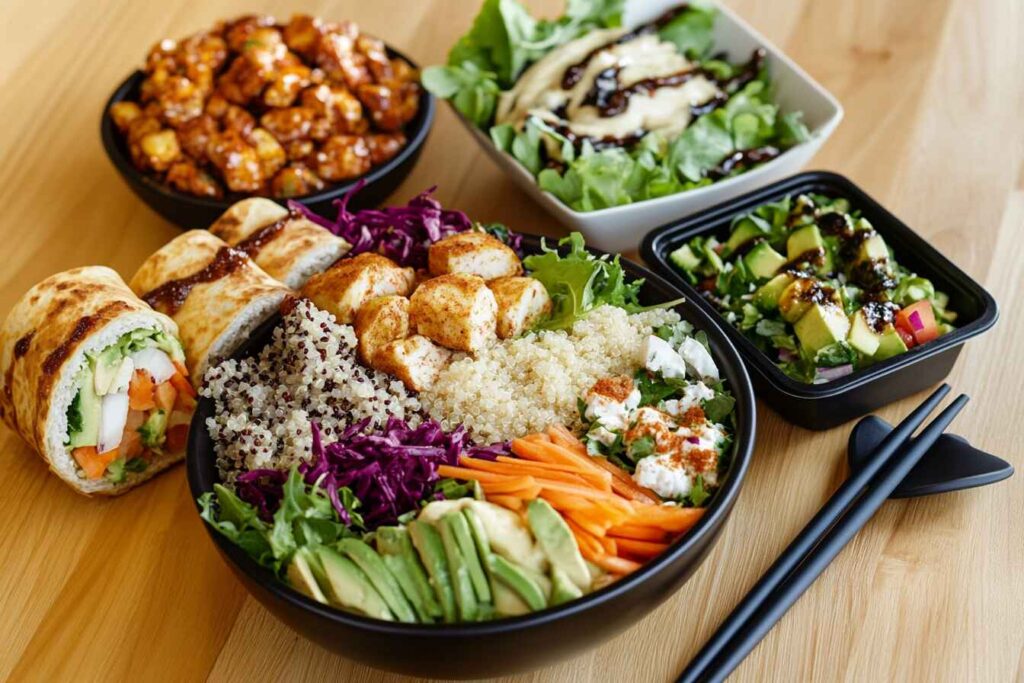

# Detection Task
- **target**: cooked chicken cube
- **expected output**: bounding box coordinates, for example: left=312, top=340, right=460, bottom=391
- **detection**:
left=488, top=276, right=553, bottom=339
left=301, top=252, right=414, bottom=324
left=427, top=231, right=522, bottom=281
left=371, top=335, right=451, bottom=392
left=269, top=163, right=325, bottom=198
left=354, top=295, right=409, bottom=364
left=409, top=273, right=497, bottom=353
left=109, top=101, right=142, bottom=131
left=138, top=129, right=182, bottom=171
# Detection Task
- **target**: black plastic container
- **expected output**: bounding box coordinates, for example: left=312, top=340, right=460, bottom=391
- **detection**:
left=100, top=46, right=435, bottom=230
left=641, top=171, right=998, bottom=430
left=187, top=236, right=756, bottom=678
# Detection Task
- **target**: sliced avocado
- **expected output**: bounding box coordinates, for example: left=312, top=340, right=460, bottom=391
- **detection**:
left=380, top=554, right=432, bottom=622
left=316, top=546, right=393, bottom=620
left=786, top=224, right=825, bottom=261
left=487, top=553, right=546, bottom=611
left=337, top=538, right=417, bottom=623
left=92, top=345, right=125, bottom=396
left=669, top=244, right=702, bottom=272
left=438, top=515, right=479, bottom=621
left=408, top=520, right=457, bottom=623
left=753, top=273, right=794, bottom=311
left=287, top=547, right=328, bottom=604
left=723, top=218, right=766, bottom=256
left=376, top=526, right=442, bottom=620
left=492, top=581, right=531, bottom=617
left=705, top=247, right=725, bottom=273
left=858, top=234, right=889, bottom=263
left=794, top=304, right=851, bottom=354
left=453, top=511, right=491, bottom=603
left=138, top=410, right=168, bottom=448
left=743, top=242, right=786, bottom=280
left=874, top=326, right=909, bottom=360
left=526, top=499, right=589, bottom=591
left=847, top=310, right=882, bottom=357
left=462, top=508, right=491, bottom=571
left=550, top=566, right=584, bottom=606
left=67, top=375, right=102, bottom=448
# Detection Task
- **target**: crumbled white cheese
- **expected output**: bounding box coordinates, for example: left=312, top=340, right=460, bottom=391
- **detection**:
left=661, top=381, right=716, bottom=416
left=584, top=386, right=640, bottom=431
left=588, top=425, right=619, bottom=447
left=679, top=337, right=719, bottom=381
left=633, top=453, right=694, bottom=500
left=642, top=335, right=687, bottom=379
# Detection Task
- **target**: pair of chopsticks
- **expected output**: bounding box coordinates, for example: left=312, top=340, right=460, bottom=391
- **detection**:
left=678, top=383, right=967, bottom=683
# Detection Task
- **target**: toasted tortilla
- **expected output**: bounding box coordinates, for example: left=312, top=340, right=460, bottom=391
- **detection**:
left=129, top=230, right=292, bottom=385
left=209, top=198, right=350, bottom=289
left=0, top=266, right=185, bottom=495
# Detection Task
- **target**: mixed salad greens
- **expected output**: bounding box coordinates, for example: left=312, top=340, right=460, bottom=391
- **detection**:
left=668, top=193, right=956, bottom=383
left=423, top=1, right=809, bottom=211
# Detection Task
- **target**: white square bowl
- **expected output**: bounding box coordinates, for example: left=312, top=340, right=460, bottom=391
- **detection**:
left=451, top=0, right=844, bottom=253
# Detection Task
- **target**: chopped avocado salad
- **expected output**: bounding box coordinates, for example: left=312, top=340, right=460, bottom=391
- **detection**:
left=423, top=1, right=809, bottom=211
left=668, top=193, right=957, bottom=383
left=66, top=328, right=195, bottom=483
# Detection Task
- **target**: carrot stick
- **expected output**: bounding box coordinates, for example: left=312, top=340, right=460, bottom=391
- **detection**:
left=493, top=456, right=613, bottom=489
left=592, top=555, right=642, bottom=575
left=629, top=505, right=705, bottom=533
left=536, top=479, right=621, bottom=502
left=522, top=433, right=552, bottom=443
left=595, top=534, right=617, bottom=556
left=539, top=490, right=592, bottom=511
left=614, top=538, right=669, bottom=558
left=462, top=458, right=592, bottom=487
left=436, top=465, right=518, bottom=483
left=511, top=438, right=580, bottom=467
left=608, top=524, right=669, bottom=542
left=565, top=510, right=609, bottom=537
left=591, top=458, right=660, bottom=503
left=486, top=495, right=523, bottom=511
left=565, top=519, right=605, bottom=560
left=546, top=424, right=587, bottom=454
left=478, top=476, right=536, bottom=494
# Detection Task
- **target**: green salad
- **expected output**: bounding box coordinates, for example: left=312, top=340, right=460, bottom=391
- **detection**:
left=667, top=194, right=957, bottom=383
left=423, top=0, right=809, bottom=212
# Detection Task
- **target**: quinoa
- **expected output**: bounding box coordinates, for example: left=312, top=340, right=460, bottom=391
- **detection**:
left=420, top=305, right=680, bottom=443
left=202, top=300, right=421, bottom=482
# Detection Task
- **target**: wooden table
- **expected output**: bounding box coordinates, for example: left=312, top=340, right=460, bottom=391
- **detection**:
left=1, top=0, right=1021, bottom=681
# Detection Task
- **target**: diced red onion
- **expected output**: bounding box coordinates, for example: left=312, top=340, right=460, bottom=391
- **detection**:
left=815, top=364, right=854, bottom=382
left=908, top=311, right=924, bottom=331
left=778, top=348, right=797, bottom=363
left=686, top=436, right=700, bottom=444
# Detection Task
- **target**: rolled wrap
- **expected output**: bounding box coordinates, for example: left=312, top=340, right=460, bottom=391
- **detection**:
left=130, top=231, right=291, bottom=385
left=209, top=198, right=350, bottom=289
left=0, top=266, right=183, bottom=494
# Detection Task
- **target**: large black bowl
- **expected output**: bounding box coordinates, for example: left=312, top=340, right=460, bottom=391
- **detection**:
left=186, top=237, right=756, bottom=678
left=101, top=47, right=435, bottom=230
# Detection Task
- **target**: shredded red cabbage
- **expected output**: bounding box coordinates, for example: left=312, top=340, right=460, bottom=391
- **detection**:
left=288, top=181, right=522, bottom=269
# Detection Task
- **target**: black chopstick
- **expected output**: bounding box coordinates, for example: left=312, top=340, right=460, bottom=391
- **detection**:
left=696, top=393, right=969, bottom=682
left=678, top=383, right=951, bottom=682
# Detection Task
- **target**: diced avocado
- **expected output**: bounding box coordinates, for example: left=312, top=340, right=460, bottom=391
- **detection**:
left=794, top=304, right=851, bottom=354
left=858, top=234, right=889, bottom=263
left=138, top=410, right=168, bottom=448
left=786, top=224, right=825, bottom=261
left=743, top=242, right=786, bottom=280
left=446, top=512, right=491, bottom=604
left=874, top=326, right=909, bottom=360
left=723, top=218, right=766, bottom=256
left=487, top=553, right=547, bottom=611
left=287, top=547, right=328, bottom=605
left=669, top=244, right=702, bottom=272
left=705, top=246, right=724, bottom=273
left=437, top=515, right=478, bottom=621
left=67, top=375, right=102, bottom=448
left=337, top=538, right=417, bottom=623
left=526, top=499, right=589, bottom=591
left=847, top=310, right=882, bottom=357
left=407, top=521, right=457, bottom=623
left=316, top=546, right=393, bottom=620
left=375, top=526, right=442, bottom=620
left=753, top=273, right=794, bottom=311
left=550, top=566, right=584, bottom=606
left=778, top=278, right=815, bottom=323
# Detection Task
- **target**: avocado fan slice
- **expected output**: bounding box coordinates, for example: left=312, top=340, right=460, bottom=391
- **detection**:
left=407, top=521, right=458, bottom=623
left=448, top=511, right=491, bottom=604
left=315, top=546, right=393, bottom=620
left=526, top=499, right=590, bottom=591
left=486, top=553, right=547, bottom=611
left=336, top=538, right=417, bottom=623
left=438, top=514, right=479, bottom=622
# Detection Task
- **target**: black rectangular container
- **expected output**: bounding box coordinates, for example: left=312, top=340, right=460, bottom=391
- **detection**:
left=640, top=171, right=998, bottom=430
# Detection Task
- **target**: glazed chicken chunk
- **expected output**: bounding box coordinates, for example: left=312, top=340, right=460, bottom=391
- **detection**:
left=371, top=335, right=452, bottom=392
left=301, top=252, right=414, bottom=324
left=427, top=232, right=523, bottom=281
left=488, top=276, right=553, bottom=339
left=409, top=273, right=498, bottom=353
left=354, top=295, right=410, bottom=364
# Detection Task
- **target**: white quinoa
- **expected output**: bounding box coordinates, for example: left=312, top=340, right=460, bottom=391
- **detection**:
left=202, top=300, right=421, bottom=482
left=420, top=305, right=681, bottom=443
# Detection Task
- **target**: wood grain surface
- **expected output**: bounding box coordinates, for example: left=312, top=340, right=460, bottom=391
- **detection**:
left=1, top=1, right=1022, bottom=681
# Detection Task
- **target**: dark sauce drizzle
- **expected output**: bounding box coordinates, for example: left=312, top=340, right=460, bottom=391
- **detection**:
left=14, top=331, right=34, bottom=359
left=235, top=210, right=297, bottom=258
left=142, top=246, right=250, bottom=316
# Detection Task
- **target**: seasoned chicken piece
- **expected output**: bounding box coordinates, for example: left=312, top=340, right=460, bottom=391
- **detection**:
left=224, top=15, right=277, bottom=53
left=206, top=130, right=263, bottom=192
left=157, top=75, right=205, bottom=126
left=259, top=106, right=314, bottom=142
left=428, top=231, right=522, bottom=281
left=222, top=104, right=256, bottom=137
left=313, top=135, right=371, bottom=181
left=176, top=113, right=218, bottom=161
left=409, top=273, right=498, bottom=353
left=489, top=276, right=553, bottom=339
left=301, top=252, right=415, bottom=323
left=109, top=101, right=142, bottom=131
left=137, top=129, right=181, bottom=171
left=263, top=64, right=312, bottom=107
left=269, top=164, right=325, bottom=198
left=354, top=295, right=409, bottom=364
left=365, top=132, right=406, bottom=165
left=166, top=160, right=223, bottom=198
left=355, top=34, right=392, bottom=82
left=301, top=84, right=367, bottom=136
left=282, top=14, right=324, bottom=59
left=284, top=139, right=314, bottom=161
left=371, top=335, right=451, bottom=392
left=249, top=127, right=287, bottom=178
left=356, top=82, right=420, bottom=131
left=205, top=92, right=229, bottom=118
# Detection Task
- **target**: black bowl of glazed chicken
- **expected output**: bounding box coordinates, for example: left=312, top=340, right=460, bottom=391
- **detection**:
left=101, top=14, right=435, bottom=229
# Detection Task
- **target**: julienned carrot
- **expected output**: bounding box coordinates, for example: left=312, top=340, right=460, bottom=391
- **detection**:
left=596, top=535, right=617, bottom=556
left=494, top=456, right=612, bottom=490
left=591, top=458, right=660, bottom=504
left=608, top=524, right=669, bottom=542
left=522, top=433, right=551, bottom=443
left=487, top=495, right=523, bottom=511
left=462, top=457, right=592, bottom=487
left=539, top=490, right=592, bottom=511
left=536, top=479, right=621, bottom=502
left=511, top=438, right=579, bottom=467
left=546, top=424, right=587, bottom=454
left=478, top=476, right=537, bottom=494
left=592, top=499, right=632, bottom=524
left=565, top=519, right=604, bottom=557
left=614, top=538, right=669, bottom=558
left=564, top=510, right=609, bottom=537
left=436, top=465, right=516, bottom=483
left=629, top=505, right=705, bottom=533
left=592, top=554, right=642, bottom=575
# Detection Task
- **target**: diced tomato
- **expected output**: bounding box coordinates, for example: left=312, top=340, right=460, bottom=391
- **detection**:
left=169, top=371, right=197, bottom=398
left=118, top=429, right=144, bottom=459
left=154, top=381, right=178, bottom=413
left=896, top=300, right=939, bottom=345
left=128, top=370, right=156, bottom=411
left=72, top=446, right=119, bottom=480
left=895, top=321, right=917, bottom=349
left=165, top=424, right=189, bottom=453
left=174, top=389, right=197, bottom=413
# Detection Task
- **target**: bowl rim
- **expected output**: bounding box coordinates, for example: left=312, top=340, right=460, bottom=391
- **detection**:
left=100, top=45, right=436, bottom=212
left=443, top=0, right=844, bottom=221
left=640, top=170, right=1001, bottom=399
left=185, top=235, right=757, bottom=638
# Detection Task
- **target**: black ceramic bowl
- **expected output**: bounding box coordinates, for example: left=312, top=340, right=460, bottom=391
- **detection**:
left=641, top=171, right=999, bottom=431
left=100, top=47, right=435, bottom=230
left=186, top=236, right=756, bottom=678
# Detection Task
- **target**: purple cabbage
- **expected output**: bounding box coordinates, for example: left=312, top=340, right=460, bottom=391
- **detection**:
left=288, top=181, right=522, bottom=269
